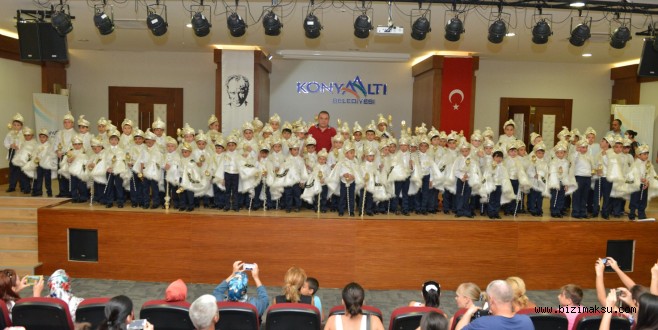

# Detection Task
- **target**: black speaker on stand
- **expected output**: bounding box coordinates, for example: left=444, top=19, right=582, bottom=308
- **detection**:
left=17, top=21, right=68, bottom=62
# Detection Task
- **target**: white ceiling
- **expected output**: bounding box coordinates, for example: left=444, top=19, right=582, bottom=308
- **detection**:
left=0, top=0, right=654, bottom=65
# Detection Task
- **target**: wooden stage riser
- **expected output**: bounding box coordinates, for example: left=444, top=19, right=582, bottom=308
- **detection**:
left=37, top=209, right=658, bottom=291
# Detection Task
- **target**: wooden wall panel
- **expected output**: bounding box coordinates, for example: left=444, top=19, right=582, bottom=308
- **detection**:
left=253, top=50, right=271, bottom=122
left=0, top=35, right=21, bottom=61
left=37, top=207, right=658, bottom=290
left=41, top=61, right=67, bottom=94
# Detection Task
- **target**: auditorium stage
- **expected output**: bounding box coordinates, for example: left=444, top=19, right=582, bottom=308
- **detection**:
left=32, top=198, right=658, bottom=292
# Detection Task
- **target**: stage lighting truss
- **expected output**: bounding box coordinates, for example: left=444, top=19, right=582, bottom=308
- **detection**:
left=443, top=9, right=465, bottom=42
left=93, top=2, right=114, bottom=36
left=569, top=16, right=592, bottom=47
left=609, top=16, right=632, bottom=49
left=487, top=11, right=511, bottom=44
left=262, top=2, right=283, bottom=36
left=51, top=2, right=73, bottom=36
left=352, top=5, right=373, bottom=39
left=531, top=13, right=553, bottom=45
left=410, top=8, right=431, bottom=41
left=303, top=3, right=322, bottom=39
left=146, top=1, right=168, bottom=37
left=190, top=3, right=212, bottom=37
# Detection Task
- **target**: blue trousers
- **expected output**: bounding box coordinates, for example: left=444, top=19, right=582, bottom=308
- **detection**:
left=393, top=179, right=410, bottom=213
left=572, top=176, right=591, bottom=218
left=224, top=173, right=240, bottom=210
left=104, top=174, right=125, bottom=206
left=284, top=184, right=302, bottom=211
left=527, top=190, right=543, bottom=216
left=455, top=179, right=473, bottom=217
left=629, top=184, right=648, bottom=219
left=7, top=150, right=21, bottom=191
left=550, top=185, right=566, bottom=216
left=166, top=183, right=180, bottom=209
left=70, top=176, right=89, bottom=202
left=92, top=182, right=107, bottom=204
left=129, top=173, right=145, bottom=206
left=504, top=179, right=520, bottom=214
left=19, top=171, right=31, bottom=193
left=487, top=185, right=502, bottom=217
left=443, top=191, right=454, bottom=213
left=33, top=167, right=52, bottom=196
left=593, top=178, right=613, bottom=217
left=179, top=189, right=194, bottom=210
left=338, top=181, right=356, bottom=215
left=144, top=178, right=160, bottom=207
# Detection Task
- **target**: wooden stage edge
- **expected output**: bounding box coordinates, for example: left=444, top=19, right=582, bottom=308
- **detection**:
left=37, top=202, right=658, bottom=291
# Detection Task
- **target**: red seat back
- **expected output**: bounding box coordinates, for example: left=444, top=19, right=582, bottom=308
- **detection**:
left=388, top=306, right=445, bottom=330
left=216, top=301, right=260, bottom=330
left=140, top=299, right=193, bottom=330
left=265, top=303, right=321, bottom=330
left=76, top=297, right=110, bottom=329
left=11, top=297, right=74, bottom=330
left=328, top=304, right=384, bottom=322
left=573, top=312, right=631, bottom=330
left=0, top=300, right=11, bottom=328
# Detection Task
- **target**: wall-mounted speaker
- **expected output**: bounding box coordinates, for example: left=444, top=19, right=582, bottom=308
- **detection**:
left=17, top=22, right=68, bottom=62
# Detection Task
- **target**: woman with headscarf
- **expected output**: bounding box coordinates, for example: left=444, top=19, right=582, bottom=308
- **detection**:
left=47, top=269, right=84, bottom=321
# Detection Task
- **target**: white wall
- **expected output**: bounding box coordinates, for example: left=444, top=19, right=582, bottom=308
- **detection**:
left=475, top=59, right=613, bottom=140
left=640, top=81, right=658, bottom=158
left=270, top=60, right=413, bottom=130
left=67, top=49, right=216, bottom=131
left=0, top=57, right=41, bottom=167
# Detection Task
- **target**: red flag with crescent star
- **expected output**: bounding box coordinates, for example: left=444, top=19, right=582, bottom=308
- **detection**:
left=439, top=57, right=474, bottom=137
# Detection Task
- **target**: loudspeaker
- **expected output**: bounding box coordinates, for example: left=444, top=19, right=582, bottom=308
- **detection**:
left=638, top=39, right=658, bottom=77
left=605, top=240, right=634, bottom=272
left=16, top=22, right=68, bottom=62
left=69, top=229, right=98, bottom=262
left=17, top=22, right=41, bottom=61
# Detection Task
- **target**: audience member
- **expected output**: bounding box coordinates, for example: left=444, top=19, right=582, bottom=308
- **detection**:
left=409, top=280, right=441, bottom=308
left=98, top=295, right=153, bottom=330
left=506, top=276, right=536, bottom=311
left=189, top=294, right=219, bottom=330
left=45, top=269, right=84, bottom=321
left=600, top=290, right=658, bottom=330
left=595, top=257, right=645, bottom=308
left=212, top=260, right=269, bottom=317
left=324, top=282, right=385, bottom=330
left=417, top=311, right=449, bottom=330
left=651, top=260, right=658, bottom=295
left=301, top=277, right=323, bottom=319
left=557, top=284, right=584, bottom=329
left=455, top=280, right=534, bottom=330
left=0, top=269, right=43, bottom=315
left=449, top=283, right=481, bottom=328
left=165, top=279, right=187, bottom=302
left=274, top=266, right=313, bottom=304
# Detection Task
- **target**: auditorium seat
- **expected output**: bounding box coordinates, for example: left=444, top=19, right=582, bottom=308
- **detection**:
left=264, top=303, right=322, bottom=330
left=0, top=301, right=11, bottom=328
left=451, top=308, right=490, bottom=330
left=216, top=301, right=260, bottom=330
left=76, top=297, right=110, bottom=329
left=388, top=306, right=445, bottom=330
left=328, top=304, right=384, bottom=322
left=573, top=312, right=631, bottom=330
left=526, top=313, right=568, bottom=330
left=140, top=299, right=193, bottom=330
left=11, top=297, right=74, bottom=330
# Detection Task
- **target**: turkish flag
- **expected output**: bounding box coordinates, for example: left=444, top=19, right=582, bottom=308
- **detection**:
left=439, top=57, right=474, bottom=138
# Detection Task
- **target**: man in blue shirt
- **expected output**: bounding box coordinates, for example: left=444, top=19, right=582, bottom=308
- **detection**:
left=456, top=280, right=535, bottom=330
left=212, top=260, right=270, bottom=317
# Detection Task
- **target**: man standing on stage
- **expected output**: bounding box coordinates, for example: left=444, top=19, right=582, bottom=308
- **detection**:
left=308, top=111, right=336, bottom=152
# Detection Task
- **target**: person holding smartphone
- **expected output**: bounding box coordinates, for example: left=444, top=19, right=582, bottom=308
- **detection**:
left=0, top=269, right=44, bottom=316
left=98, top=295, right=153, bottom=330
left=212, top=260, right=269, bottom=317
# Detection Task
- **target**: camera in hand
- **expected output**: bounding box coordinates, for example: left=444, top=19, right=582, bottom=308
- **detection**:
left=472, top=299, right=490, bottom=319
left=243, top=263, right=255, bottom=271
left=128, top=319, right=146, bottom=330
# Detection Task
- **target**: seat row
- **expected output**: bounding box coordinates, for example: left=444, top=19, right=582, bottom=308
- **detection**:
left=1, top=297, right=632, bottom=330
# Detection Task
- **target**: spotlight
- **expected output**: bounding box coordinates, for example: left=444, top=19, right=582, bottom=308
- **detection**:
left=227, top=12, right=246, bottom=37
left=444, top=16, right=464, bottom=42
left=191, top=12, right=211, bottom=37
left=303, top=13, right=321, bottom=39
left=354, top=13, right=372, bottom=39
left=93, top=10, right=114, bottom=35
left=51, top=8, right=73, bottom=36
left=569, top=24, right=590, bottom=46
left=263, top=11, right=282, bottom=36
left=531, top=20, right=551, bottom=44
left=488, top=19, right=506, bottom=44
left=569, top=1, right=586, bottom=7
left=147, top=12, right=167, bottom=36
left=411, top=16, right=431, bottom=41
left=610, top=25, right=631, bottom=49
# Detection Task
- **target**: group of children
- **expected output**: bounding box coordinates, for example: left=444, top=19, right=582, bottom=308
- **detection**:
left=5, top=111, right=657, bottom=219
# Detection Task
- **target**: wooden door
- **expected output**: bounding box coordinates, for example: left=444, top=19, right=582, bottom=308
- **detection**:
left=108, top=87, right=183, bottom=137
left=500, top=98, right=572, bottom=149
left=507, top=105, right=531, bottom=143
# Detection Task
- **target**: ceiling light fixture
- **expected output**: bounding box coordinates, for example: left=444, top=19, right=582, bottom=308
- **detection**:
left=354, top=13, right=372, bottom=39
left=51, top=3, right=73, bottom=36
left=532, top=19, right=552, bottom=44
left=570, top=1, right=586, bottom=8
left=411, top=15, right=431, bottom=41
left=444, top=16, right=464, bottom=42
left=146, top=1, right=167, bottom=36
left=263, top=10, right=282, bottom=36
left=303, top=13, right=321, bottom=39
left=610, top=25, right=631, bottom=49
left=488, top=19, right=506, bottom=44
left=191, top=12, right=211, bottom=37
left=570, top=23, right=591, bottom=46
left=227, top=12, right=246, bottom=37
left=93, top=2, right=114, bottom=35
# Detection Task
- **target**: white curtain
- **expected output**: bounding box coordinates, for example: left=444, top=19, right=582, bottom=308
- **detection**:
left=33, top=93, right=70, bottom=137
left=221, top=50, right=254, bottom=134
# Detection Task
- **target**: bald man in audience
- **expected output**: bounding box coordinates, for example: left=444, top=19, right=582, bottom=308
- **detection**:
left=455, top=279, right=535, bottom=330
left=189, top=294, right=219, bottom=330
